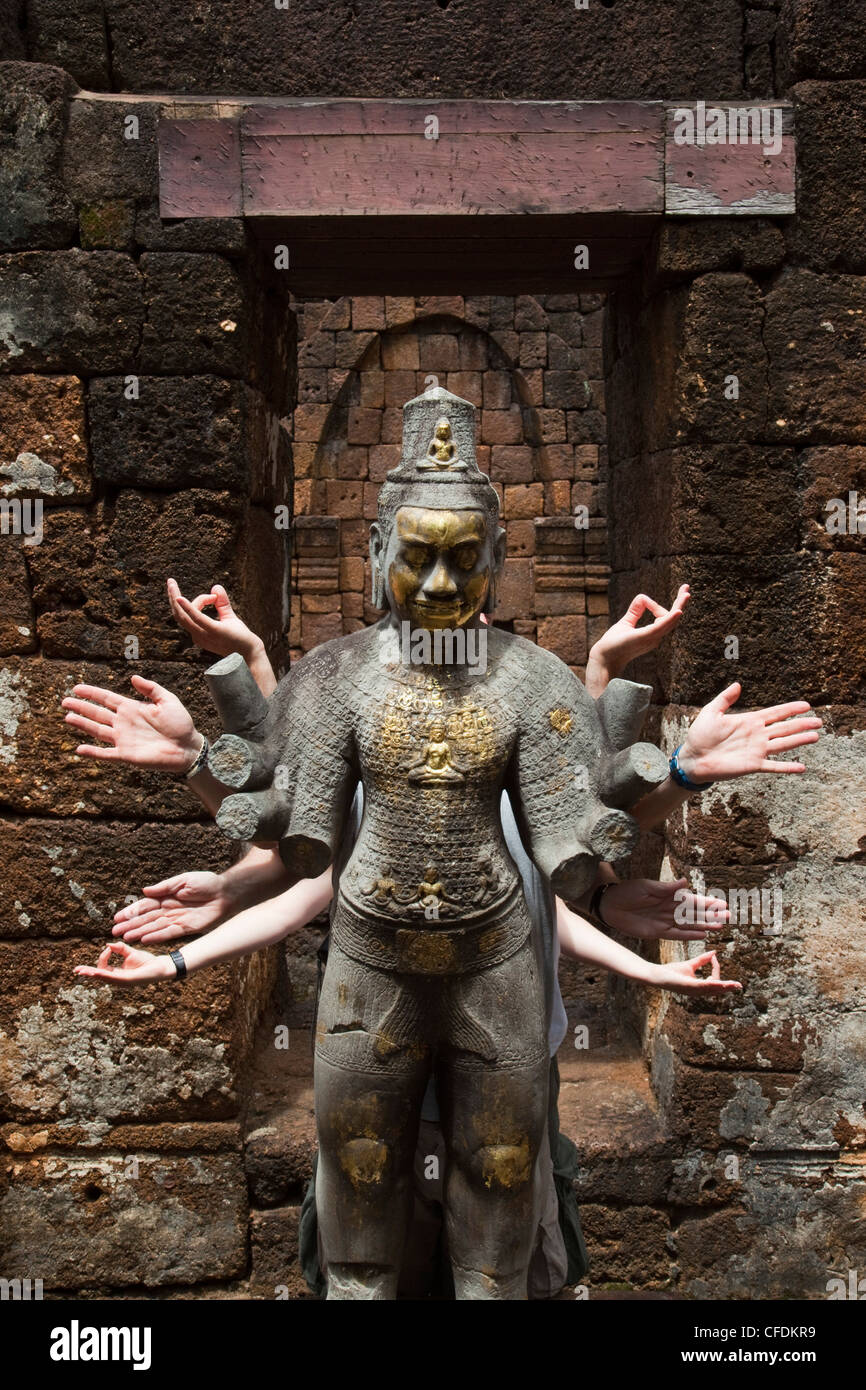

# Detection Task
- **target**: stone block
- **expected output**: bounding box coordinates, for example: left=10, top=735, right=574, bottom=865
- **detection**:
left=359, top=369, right=384, bottom=408
left=88, top=376, right=244, bottom=489
left=536, top=444, right=575, bottom=481
left=800, top=446, right=866, bottom=550
left=779, top=3, right=866, bottom=84
left=250, top=1207, right=311, bottom=1299
left=0, top=656, right=229, bottom=819
left=384, top=296, right=415, bottom=328
left=140, top=253, right=246, bottom=376
left=301, top=611, right=343, bottom=650
left=505, top=519, right=535, bottom=556
left=482, top=371, right=511, bottom=409
left=351, top=297, right=385, bottom=331
left=514, top=296, right=548, bottom=331
left=0, top=817, right=232, bottom=939
left=0, top=62, right=76, bottom=250
left=293, top=403, right=331, bottom=442
left=503, top=483, right=544, bottom=519
left=29, top=489, right=244, bottom=660
left=23, top=3, right=109, bottom=88
left=655, top=219, right=785, bottom=278
left=0, top=374, right=90, bottom=500
left=519, top=332, right=547, bottom=369
left=134, top=200, right=246, bottom=254
left=79, top=199, right=136, bottom=251
left=444, top=371, right=482, bottom=405
left=537, top=614, right=588, bottom=665
left=62, top=96, right=159, bottom=204
left=581, top=1204, right=671, bottom=1287
left=458, top=333, right=489, bottom=370
left=335, top=445, right=368, bottom=480
left=0, top=251, right=143, bottom=373
left=493, top=557, right=532, bottom=622
left=382, top=334, right=420, bottom=371
left=543, top=372, right=591, bottom=410
left=0, top=1149, right=247, bottom=1289
left=789, top=82, right=866, bottom=269
left=0, top=935, right=270, bottom=1123
left=418, top=335, right=459, bottom=372
left=368, top=443, right=401, bottom=481
left=673, top=273, right=768, bottom=444
left=416, top=296, right=464, bottom=319
left=347, top=406, right=380, bottom=445
left=490, top=445, right=535, bottom=484
left=325, top=480, right=363, bottom=518
left=384, top=369, right=417, bottom=406
left=0, top=541, right=36, bottom=653
left=765, top=270, right=866, bottom=441
left=480, top=409, right=523, bottom=445
left=298, top=333, right=335, bottom=369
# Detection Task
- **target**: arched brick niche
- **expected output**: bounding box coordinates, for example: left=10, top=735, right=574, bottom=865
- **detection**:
left=288, top=294, right=610, bottom=673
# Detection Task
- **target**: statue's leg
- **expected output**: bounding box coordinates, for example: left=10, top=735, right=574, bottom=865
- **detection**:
left=314, top=937, right=431, bottom=1300
left=438, top=935, right=549, bottom=1300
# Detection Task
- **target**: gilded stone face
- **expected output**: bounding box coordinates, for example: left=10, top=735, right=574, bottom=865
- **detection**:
left=385, top=506, right=491, bottom=630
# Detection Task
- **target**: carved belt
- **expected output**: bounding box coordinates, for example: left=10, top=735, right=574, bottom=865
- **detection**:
left=331, top=890, right=531, bottom=977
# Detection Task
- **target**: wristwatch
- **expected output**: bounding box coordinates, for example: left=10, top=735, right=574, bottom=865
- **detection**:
left=169, top=949, right=188, bottom=981
left=180, top=734, right=209, bottom=781
left=589, top=882, right=613, bottom=930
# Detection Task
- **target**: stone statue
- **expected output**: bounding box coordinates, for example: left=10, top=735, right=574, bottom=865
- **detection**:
left=201, top=388, right=669, bottom=1300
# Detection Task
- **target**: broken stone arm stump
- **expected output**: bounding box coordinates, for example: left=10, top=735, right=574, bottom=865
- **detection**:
left=205, top=649, right=357, bottom=880
left=511, top=655, right=668, bottom=899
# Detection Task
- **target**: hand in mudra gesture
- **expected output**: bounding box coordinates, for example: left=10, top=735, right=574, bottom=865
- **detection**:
left=591, top=584, right=691, bottom=678
left=74, top=941, right=174, bottom=986
left=167, top=578, right=262, bottom=660
left=62, top=674, right=201, bottom=772
left=654, top=951, right=742, bottom=996
left=679, top=682, right=822, bottom=784
left=166, top=578, right=277, bottom=695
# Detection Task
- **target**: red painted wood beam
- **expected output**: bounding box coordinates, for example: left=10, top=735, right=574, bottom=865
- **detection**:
left=157, top=99, right=795, bottom=222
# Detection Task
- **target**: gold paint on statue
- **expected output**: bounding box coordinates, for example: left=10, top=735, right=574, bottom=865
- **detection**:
left=396, top=928, right=457, bottom=973
left=549, top=707, right=573, bottom=736
left=389, top=508, right=490, bottom=630
left=480, top=1136, right=531, bottom=1191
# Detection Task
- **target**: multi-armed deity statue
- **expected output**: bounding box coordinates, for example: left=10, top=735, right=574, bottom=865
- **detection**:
left=201, top=388, right=668, bottom=1299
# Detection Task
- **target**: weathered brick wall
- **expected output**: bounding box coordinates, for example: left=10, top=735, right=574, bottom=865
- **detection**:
left=0, top=67, right=293, bottom=1292
left=288, top=293, right=608, bottom=668
left=603, top=224, right=866, bottom=1293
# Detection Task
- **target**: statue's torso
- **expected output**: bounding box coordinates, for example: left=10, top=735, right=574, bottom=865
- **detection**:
left=337, top=628, right=524, bottom=928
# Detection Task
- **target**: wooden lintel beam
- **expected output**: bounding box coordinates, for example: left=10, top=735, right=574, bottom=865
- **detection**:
left=157, top=98, right=795, bottom=223
left=158, top=116, right=242, bottom=218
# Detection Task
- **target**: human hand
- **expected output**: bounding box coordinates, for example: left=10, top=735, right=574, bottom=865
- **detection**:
left=678, top=683, right=822, bottom=784
left=601, top=877, right=729, bottom=941
left=167, top=578, right=264, bottom=662
left=650, top=951, right=742, bottom=996
left=113, top=871, right=232, bottom=943
left=586, top=585, right=690, bottom=692
left=167, top=579, right=277, bottom=697
left=62, top=674, right=202, bottom=772
left=74, top=941, right=177, bottom=986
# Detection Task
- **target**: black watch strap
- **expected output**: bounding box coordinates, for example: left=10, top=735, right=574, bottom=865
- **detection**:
left=589, top=882, right=612, bottom=929
left=169, top=949, right=188, bottom=981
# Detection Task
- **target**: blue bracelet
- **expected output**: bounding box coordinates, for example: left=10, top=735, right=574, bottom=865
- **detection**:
left=669, top=745, right=714, bottom=790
